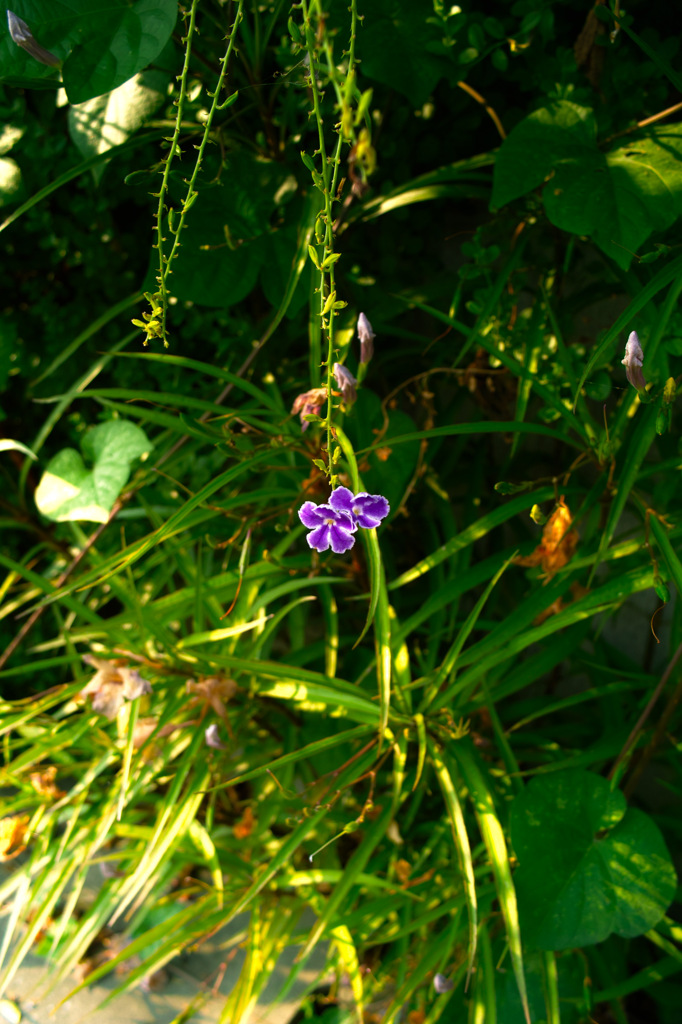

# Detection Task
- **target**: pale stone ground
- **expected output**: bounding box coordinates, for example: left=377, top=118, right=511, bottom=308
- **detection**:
left=0, top=910, right=328, bottom=1024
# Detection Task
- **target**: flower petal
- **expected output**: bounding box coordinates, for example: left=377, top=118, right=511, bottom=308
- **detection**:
left=353, top=492, right=390, bottom=528
left=306, top=523, right=332, bottom=552
left=299, top=501, right=324, bottom=529
left=328, top=486, right=354, bottom=515
left=329, top=522, right=356, bottom=553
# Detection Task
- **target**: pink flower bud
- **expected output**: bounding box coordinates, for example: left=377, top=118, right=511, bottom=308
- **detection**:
left=333, top=363, right=357, bottom=406
left=621, top=331, right=647, bottom=392
left=357, top=312, right=375, bottom=364
left=7, top=11, right=60, bottom=67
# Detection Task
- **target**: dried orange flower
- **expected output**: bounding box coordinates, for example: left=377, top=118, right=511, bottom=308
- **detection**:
left=533, top=582, right=590, bottom=626
left=395, top=858, right=411, bottom=885
left=291, top=387, right=327, bottom=431
left=0, top=814, right=29, bottom=861
left=233, top=805, right=255, bottom=840
left=514, top=497, right=579, bottom=577
left=29, top=765, right=66, bottom=800
left=80, top=655, right=152, bottom=720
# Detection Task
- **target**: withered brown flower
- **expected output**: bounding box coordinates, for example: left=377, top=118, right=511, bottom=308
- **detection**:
left=291, top=387, right=327, bottom=431
left=80, top=655, right=152, bottom=720
left=186, top=675, right=237, bottom=720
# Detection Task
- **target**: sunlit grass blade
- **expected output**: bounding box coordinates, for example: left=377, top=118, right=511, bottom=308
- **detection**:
left=222, top=746, right=380, bottom=925
left=471, top=923, right=496, bottom=1024
left=648, top=511, right=682, bottom=598
left=588, top=402, right=658, bottom=585
left=358, top=420, right=583, bottom=456
left=428, top=739, right=478, bottom=982
left=576, top=252, right=682, bottom=402
left=419, top=552, right=515, bottom=711
left=390, top=487, right=555, bottom=590
left=296, top=802, right=395, bottom=965
left=543, top=950, right=560, bottom=1024
left=453, top=742, right=530, bottom=1024
left=334, top=424, right=384, bottom=649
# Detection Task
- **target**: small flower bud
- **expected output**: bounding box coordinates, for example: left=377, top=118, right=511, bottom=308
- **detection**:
left=7, top=11, right=60, bottom=67
left=333, top=363, right=357, bottom=407
left=621, top=331, right=647, bottom=393
left=357, top=312, right=375, bottom=364
left=433, top=973, right=454, bottom=993
left=205, top=724, right=226, bottom=749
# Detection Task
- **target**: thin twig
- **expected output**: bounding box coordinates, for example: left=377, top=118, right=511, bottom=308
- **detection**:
left=607, top=640, right=682, bottom=786
left=457, top=80, right=506, bottom=140
left=603, top=101, right=682, bottom=145
left=624, top=647, right=682, bottom=798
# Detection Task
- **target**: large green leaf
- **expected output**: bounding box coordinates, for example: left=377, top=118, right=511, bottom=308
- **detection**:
left=68, top=70, right=167, bottom=181
left=34, top=420, right=152, bottom=523
left=0, top=1, right=177, bottom=103
left=496, top=949, right=584, bottom=1024
left=492, top=102, right=682, bottom=269
left=164, top=151, right=297, bottom=308
left=511, top=770, right=677, bottom=950
left=357, top=0, right=456, bottom=105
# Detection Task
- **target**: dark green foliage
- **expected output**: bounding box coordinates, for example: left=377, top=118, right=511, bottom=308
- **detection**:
left=1, top=2, right=682, bottom=1022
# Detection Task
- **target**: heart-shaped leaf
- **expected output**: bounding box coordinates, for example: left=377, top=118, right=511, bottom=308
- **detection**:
left=0, top=1, right=177, bottom=103
left=492, top=101, right=682, bottom=269
left=68, top=70, right=168, bottom=181
left=35, top=420, right=152, bottom=523
left=511, top=770, right=677, bottom=950
left=155, top=150, right=295, bottom=308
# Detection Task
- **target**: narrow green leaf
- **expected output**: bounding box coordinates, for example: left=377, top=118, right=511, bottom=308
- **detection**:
left=454, top=742, right=530, bottom=1024
left=429, top=739, right=478, bottom=981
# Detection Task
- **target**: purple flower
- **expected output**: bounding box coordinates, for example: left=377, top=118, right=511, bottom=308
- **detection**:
left=333, top=363, right=357, bottom=406
left=622, top=330, right=647, bottom=392
left=299, top=501, right=357, bottom=553
left=357, top=313, right=375, bottom=364
left=329, top=485, right=390, bottom=529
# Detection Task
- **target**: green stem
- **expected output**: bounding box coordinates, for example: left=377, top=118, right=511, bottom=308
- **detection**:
left=301, top=0, right=359, bottom=482
left=153, top=0, right=199, bottom=344
left=162, top=1, right=245, bottom=321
